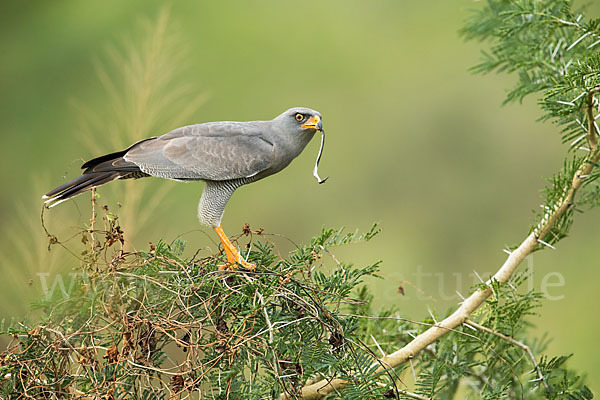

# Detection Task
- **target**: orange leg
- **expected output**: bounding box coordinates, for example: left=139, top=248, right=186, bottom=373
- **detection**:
left=213, top=225, right=256, bottom=271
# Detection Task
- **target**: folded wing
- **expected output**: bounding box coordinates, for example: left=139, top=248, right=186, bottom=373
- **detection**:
left=124, top=123, right=274, bottom=181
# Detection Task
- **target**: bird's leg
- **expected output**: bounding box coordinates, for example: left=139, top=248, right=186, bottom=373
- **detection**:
left=213, top=225, right=256, bottom=271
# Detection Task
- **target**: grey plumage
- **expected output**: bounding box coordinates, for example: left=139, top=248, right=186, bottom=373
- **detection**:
left=198, top=179, right=252, bottom=227
left=43, top=107, right=323, bottom=230
left=124, top=124, right=274, bottom=181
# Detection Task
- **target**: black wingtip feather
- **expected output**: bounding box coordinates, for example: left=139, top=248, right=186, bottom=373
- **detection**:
left=81, top=150, right=128, bottom=170
left=81, top=137, right=156, bottom=170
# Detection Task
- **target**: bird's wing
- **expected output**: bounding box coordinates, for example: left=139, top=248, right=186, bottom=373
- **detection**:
left=123, top=122, right=274, bottom=181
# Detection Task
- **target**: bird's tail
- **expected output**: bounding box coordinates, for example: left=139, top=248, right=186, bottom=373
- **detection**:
left=42, top=171, right=123, bottom=208
left=43, top=144, right=151, bottom=208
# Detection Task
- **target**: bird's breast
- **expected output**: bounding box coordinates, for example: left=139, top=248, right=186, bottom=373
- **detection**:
left=266, top=132, right=315, bottom=174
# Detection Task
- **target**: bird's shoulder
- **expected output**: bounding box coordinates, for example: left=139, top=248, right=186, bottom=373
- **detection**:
left=162, top=121, right=270, bottom=141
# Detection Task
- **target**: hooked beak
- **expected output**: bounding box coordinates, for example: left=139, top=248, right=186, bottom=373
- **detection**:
left=301, top=115, right=323, bottom=132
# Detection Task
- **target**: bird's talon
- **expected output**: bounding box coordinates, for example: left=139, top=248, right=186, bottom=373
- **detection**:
left=240, top=260, right=256, bottom=271
left=217, top=260, right=256, bottom=272
left=218, top=263, right=233, bottom=272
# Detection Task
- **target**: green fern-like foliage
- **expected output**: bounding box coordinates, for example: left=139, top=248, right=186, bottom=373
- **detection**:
left=0, top=209, right=593, bottom=398
left=1, top=212, right=393, bottom=399
left=462, top=0, right=600, bottom=249
left=411, top=276, right=592, bottom=399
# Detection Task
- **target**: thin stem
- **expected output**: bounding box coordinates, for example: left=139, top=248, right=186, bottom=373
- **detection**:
left=90, top=187, right=97, bottom=250
left=464, top=319, right=549, bottom=391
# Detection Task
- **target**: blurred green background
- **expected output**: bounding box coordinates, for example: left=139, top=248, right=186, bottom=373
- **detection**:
left=1, top=0, right=599, bottom=392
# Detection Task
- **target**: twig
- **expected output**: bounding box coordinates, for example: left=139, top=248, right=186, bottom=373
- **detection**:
left=374, top=382, right=431, bottom=400
left=255, top=289, right=274, bottom=343
left=464, top=319, right=549, bottom=391
left=397, top=389, right=431, bottom=400
left=90, top=187, right=97, bottom=250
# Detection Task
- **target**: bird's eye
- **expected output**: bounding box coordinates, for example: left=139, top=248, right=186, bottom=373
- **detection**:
left=295, top=113, right=304, bottom=122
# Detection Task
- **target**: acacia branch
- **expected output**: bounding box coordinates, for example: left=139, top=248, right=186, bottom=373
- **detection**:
left=286, top=88, right=600, bottom=400
left=464, top=319, right=548, bottom=391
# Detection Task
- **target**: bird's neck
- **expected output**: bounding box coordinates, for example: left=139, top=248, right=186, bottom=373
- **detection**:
left=281, top=131, right=316, bottom=158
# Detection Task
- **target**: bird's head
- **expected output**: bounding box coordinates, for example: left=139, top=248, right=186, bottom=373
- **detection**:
left=275, top=107, right=328, bottom=184
left=277, top=107, right=323, bottom=134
